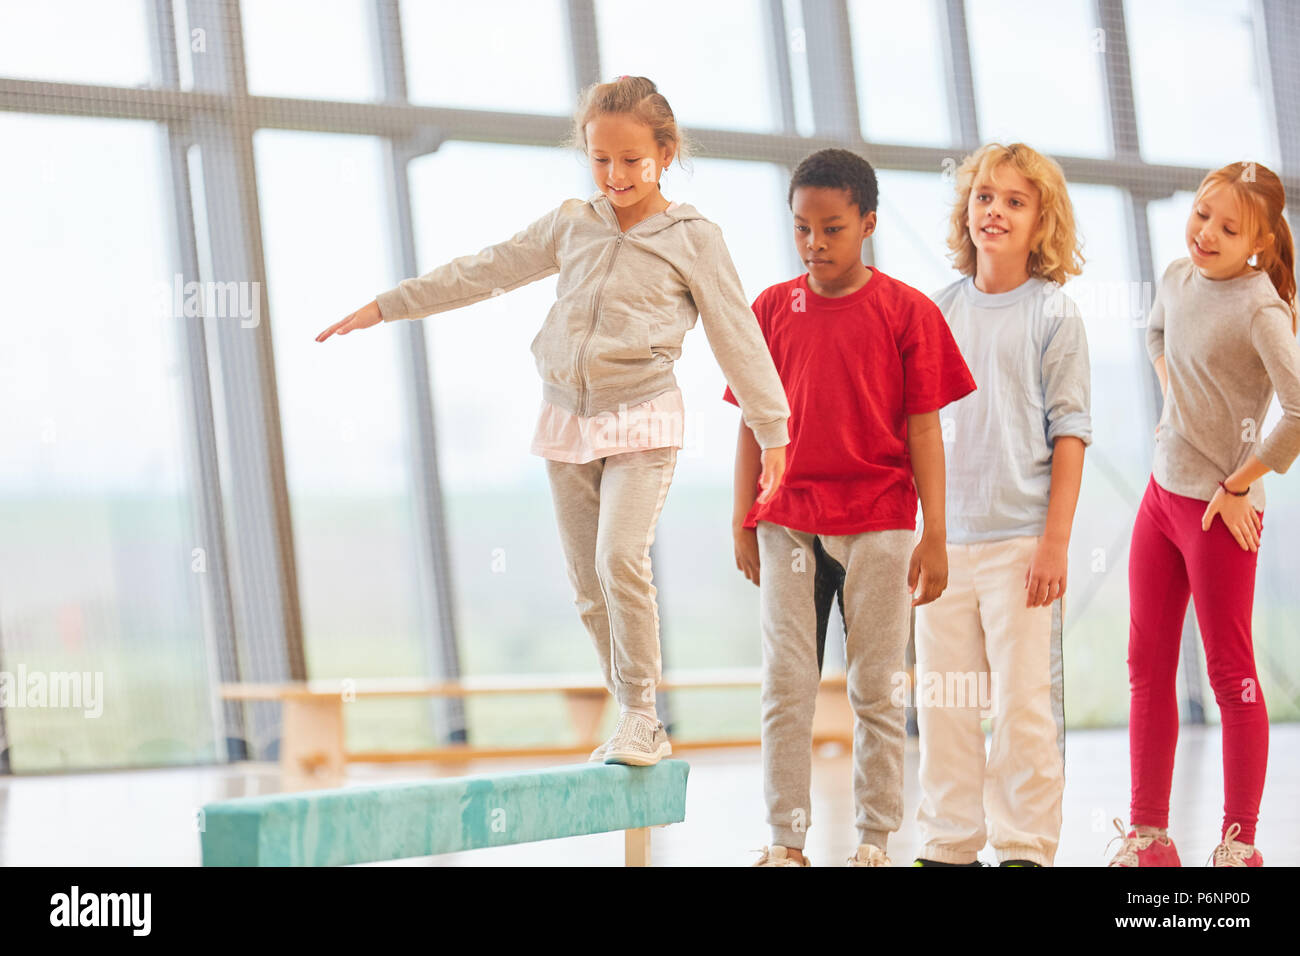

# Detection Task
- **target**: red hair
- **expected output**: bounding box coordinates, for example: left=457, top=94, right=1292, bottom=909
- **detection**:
left=1196, top=162, right=1297, bottom=333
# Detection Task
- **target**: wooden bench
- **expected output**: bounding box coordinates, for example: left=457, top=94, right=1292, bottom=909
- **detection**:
left=199, top=759, right=689, bottom=866
left=220, top=669, right=852, bottom=788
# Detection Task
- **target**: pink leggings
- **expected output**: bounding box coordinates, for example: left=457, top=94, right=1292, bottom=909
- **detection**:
left=1127, top=475, right=1268, bottom=843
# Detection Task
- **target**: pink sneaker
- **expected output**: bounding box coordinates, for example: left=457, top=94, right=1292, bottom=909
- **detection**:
left=1210, top=823, right=1263, bottom=867
left=1107, top=818, right=1181, bottom=867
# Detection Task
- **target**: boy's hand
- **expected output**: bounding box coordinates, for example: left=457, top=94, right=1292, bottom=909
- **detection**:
left=1025, top=535, right=1068, bottom=607
left=317, top=299, right=383, bottom=342
left=733, top=524, right=760, bottom=586
left=908, top=530, right=948, bottom=606
left=1201, top=487, right=1261, bottom=552
left=756, top=445, right=786, bottom=504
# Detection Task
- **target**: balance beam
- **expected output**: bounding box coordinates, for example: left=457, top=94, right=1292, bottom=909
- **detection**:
left=200, top=759, right=689, bottom=866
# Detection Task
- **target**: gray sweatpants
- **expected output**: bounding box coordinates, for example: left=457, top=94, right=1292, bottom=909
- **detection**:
left=545, top=446, right=677, bottom=714
left=757, top=520, right=915, bottom=851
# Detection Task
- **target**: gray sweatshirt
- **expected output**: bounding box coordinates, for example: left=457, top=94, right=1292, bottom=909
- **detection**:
left=376, top=191, right=791, bottom=449
left=1147, top=256, right=1300, bottom=510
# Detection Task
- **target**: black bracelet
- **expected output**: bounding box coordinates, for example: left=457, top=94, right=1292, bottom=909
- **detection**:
left=1219, top=479, right=1249, bottom=497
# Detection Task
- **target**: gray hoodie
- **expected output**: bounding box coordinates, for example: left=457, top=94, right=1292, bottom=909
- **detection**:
left=376, top=190, right=791, bottom=448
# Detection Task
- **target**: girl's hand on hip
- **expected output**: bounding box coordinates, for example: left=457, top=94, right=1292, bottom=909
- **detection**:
left=756, top=445, right=786, bottom=504
left=1202, top=488, right=1262, bottom=552
left=317, top=299, right=382, bottom=342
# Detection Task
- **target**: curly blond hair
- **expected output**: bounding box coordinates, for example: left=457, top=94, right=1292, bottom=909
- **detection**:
left=946, top=143, right=1083, bottom=285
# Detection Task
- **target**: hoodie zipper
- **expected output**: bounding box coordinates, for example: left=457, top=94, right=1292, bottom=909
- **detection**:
left=575, top=233, right=624, bottom=417
left=574, top=204, right=674, bottom=417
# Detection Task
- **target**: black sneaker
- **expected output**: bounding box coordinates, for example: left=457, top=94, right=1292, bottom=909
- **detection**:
left=998, top=859, right=1042, bottom=867
left=911, top=858, right=986, bottom=866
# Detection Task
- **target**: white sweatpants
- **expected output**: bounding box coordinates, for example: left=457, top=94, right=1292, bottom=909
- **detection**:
left=913, top=534, right=1066, bottom=866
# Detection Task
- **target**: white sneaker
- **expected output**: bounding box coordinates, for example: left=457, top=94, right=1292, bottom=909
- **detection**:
left=752, top=845, right=810, bottom=867
left=602, top=713, right=671, bottom=766
left=846, top=844, right=892, bottom=866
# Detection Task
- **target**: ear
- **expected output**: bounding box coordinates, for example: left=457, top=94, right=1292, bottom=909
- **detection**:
left=863, top=210, right=878, bottom=237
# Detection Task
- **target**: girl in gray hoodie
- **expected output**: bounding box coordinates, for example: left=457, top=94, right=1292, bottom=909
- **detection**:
left=318, top=75, right=791, bottom=766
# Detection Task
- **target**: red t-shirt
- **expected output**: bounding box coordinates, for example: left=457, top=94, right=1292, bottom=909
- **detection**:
left=723, top=269, right=976, bottom=534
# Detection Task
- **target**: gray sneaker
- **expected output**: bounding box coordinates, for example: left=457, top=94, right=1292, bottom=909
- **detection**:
left=602, top=713, right=671, bottom=766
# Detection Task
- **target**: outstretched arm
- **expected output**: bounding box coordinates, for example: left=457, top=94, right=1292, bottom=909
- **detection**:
left=317, top=204, right=563, bottom=342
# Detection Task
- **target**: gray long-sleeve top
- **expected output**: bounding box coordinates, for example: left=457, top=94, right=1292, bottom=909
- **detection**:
left=1147, top=257, right=1300, bottom=510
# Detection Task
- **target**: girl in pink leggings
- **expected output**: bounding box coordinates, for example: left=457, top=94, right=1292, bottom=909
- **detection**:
left=1110, top=162, right=1300, bottom=868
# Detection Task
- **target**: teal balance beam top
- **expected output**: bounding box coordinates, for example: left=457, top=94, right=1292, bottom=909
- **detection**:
left=200, top=759, right=690, bottom=866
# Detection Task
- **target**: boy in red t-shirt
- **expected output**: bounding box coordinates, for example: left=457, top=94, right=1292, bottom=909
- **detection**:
left=726, top=149, right=976, bottom=866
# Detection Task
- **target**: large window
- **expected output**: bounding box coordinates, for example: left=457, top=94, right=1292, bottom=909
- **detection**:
left=1125, top=0, right=1278, bottom=168
left=255, top=130, right=431, bottom=751
left=402, top=0, right=572, bottom=113
left=594, top=0, right=782, bottom=134
left=2, top=1, right=1296, bottom=769
left=0, top=0, right=152, bottom=87
left=967, top=0, right=1111, bottom=157
left=242, top=0, right=381, bottom=102
left=0, top=114, right=216, bottom=770
left=847, top=0, right=951, bottom=147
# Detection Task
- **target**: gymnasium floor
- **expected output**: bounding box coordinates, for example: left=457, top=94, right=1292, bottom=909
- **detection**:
left=1, top=723, right=1295, bottom=867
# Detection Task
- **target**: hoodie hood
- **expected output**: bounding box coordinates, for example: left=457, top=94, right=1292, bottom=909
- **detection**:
left=587, top=189, right=706, bottom=236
